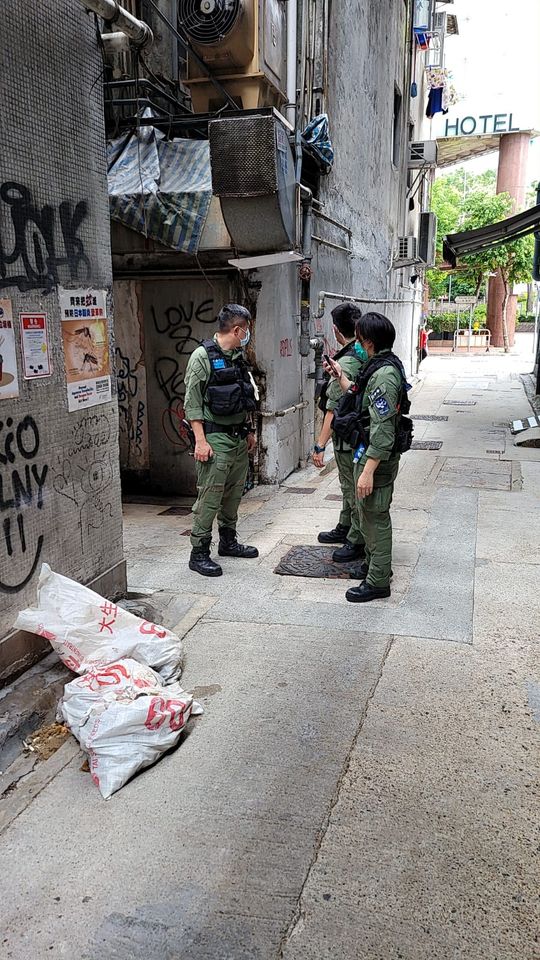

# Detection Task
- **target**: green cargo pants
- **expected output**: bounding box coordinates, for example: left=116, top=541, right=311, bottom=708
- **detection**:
left=354, top=460, right=399, bottom=588
left=334, top=443, right=363, bottom=546
left=191, top=433, right=249, bottom=548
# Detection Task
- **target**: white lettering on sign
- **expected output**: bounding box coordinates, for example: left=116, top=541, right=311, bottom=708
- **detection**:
left=444, top=113, right=522, bottom=138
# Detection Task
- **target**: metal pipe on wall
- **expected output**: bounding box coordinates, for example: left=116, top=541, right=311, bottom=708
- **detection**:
left=299, top=194, right=313, bottom=358
left=316, top=290, right=416, bottom=319
left=286, top=0, right=298, bottom=127
left=78, top=0, right=154, bottom=47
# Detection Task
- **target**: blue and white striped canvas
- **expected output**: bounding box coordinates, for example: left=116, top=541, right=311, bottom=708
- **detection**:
left=107, top=126, right=212, bottom=254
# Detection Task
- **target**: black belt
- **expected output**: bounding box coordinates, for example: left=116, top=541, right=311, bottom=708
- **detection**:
left=204, top=421, right=249, bottom=438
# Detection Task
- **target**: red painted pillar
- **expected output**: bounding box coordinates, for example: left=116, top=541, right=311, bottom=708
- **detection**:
left=487, top=132, right=531, bottom=347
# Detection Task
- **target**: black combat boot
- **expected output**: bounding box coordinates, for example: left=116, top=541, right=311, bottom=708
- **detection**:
left=218, top=527, right=259, bottom=559
left=189, top=539, right=223, bottom=577
left=345, top=581, right=391, bottom=603
left=332, top=540, right=366, bottom=563
left=317, top=523, right=350, bottom=544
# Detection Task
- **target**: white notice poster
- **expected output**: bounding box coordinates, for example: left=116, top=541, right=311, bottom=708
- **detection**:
left=58, top=288, right=111, bottom=412
left=20, top=313, right=52, bottom=379
left=0, top=299, right=20, bottom=400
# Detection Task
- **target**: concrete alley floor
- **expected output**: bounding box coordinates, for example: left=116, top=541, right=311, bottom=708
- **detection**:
left=1, top=340, right=539, bottom=960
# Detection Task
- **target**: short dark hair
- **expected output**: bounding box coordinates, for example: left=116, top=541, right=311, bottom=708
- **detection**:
left=217, top=303, right=251, bottom=332
left=355, top=312, right=396, bottom=352
left=331, top=302, right=362, bottom=339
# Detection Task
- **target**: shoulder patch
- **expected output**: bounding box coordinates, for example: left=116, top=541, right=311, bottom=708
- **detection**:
left=373, top=396, right=391, bottom=417
left=368, top=385, right=386, bottom=403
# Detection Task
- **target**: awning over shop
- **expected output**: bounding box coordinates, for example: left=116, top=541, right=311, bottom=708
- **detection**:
left=444, top=203, right=540, bottom=267
left=107, top=125, right=212, bottom=254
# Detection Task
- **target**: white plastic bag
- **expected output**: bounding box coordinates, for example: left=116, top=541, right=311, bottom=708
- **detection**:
left=15, top=564, right=184, bottom=683
left=59, top=658, right=202, bottom=798
left=59, top=658, right=164, bottom=739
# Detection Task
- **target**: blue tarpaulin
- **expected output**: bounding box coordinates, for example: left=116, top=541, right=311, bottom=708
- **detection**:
left=107, top=125, right=212, bottom=254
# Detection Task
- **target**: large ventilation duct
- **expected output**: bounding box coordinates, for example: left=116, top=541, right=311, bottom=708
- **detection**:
left=209, top=111, right=297, bottom=254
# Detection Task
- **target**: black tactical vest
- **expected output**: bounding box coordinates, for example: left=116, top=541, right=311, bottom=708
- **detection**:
left=317, top=341, right=357, bottom=413
left=202, top=339, right=257, bottom=418
left=332, top=352, right=413, bottom=454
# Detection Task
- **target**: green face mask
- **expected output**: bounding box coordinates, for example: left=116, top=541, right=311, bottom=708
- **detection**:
left=354, top=342, right=368, bottom=362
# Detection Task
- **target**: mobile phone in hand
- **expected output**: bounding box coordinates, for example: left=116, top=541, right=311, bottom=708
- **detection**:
left=324, top=354, right=338, bottom=373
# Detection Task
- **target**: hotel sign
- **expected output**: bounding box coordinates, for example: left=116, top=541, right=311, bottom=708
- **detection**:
left=444, top=112, right=522, bottom=137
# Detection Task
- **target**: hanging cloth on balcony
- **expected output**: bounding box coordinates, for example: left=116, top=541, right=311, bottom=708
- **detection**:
left=107, top=124, right=212, bottom=254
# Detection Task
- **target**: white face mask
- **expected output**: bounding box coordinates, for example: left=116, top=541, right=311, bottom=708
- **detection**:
left=239, top=327, right=251, bottom=348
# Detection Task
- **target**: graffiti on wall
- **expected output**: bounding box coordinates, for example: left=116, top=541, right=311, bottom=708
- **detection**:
left=115, top=346, right=146, bottom=461
left=52, top=414, right=116, bottom=553
left=0, top=181, right=91, bottom=293
left=151, top=299, right=215, bottom=447
left=0, top=415, right=48, bottom=593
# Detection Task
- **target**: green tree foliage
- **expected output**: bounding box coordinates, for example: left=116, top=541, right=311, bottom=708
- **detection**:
left=427, top=169, right=535, bottom=349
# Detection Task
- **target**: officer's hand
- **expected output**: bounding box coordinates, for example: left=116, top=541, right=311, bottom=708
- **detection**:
left=357, top=469, right=374, bottom=499
left=195, top=439, right=213, bottom=462
left=246, top=432, right=257, bottom=453
left=312, top=451, right=325, bottom=468
left=323, top=358, right=342, bottom=380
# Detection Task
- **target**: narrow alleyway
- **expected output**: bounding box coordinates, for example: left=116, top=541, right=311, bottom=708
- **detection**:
left=1, top=342, right=539, bottom=960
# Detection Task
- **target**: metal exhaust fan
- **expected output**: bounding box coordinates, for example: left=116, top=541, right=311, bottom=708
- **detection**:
left=179, top=0, right=243, bottom=46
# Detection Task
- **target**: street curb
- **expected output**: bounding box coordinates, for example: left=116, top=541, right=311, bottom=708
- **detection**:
left=0, top=654, right=70, bottom=771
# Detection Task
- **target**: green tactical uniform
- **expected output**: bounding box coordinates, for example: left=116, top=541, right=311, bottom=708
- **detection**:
left=353, top=350, right=401, bottom=588
left=184, top=336, right=250, bottom=548
left=326, top=352, right=363, bottom=545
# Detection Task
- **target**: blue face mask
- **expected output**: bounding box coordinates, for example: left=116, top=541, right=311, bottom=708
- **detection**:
left=239, top=328, right=251, bottom=348
left=354, top=342, right=368, bottom=362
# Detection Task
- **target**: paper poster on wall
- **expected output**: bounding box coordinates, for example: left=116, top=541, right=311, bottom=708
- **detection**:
left=0, top=299, right=20, bottom=400
left=20, top=313, right=52, bottom=379
left=59, top=289, right=111, bottom=412
left=58, top=287, right=107, bottom=322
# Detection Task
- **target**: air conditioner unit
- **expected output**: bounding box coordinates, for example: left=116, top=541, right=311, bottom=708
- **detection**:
left=209, top=110, right=297, bottom=254
left=396, top=236, right=417, bottom=262
left=418, top=212, right=437, bottom=266
left=409, top=141, right=438, bottom=168
left=179, top=0, right=287, bottom=113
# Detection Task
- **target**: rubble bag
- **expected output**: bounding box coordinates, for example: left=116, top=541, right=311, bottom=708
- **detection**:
left=58, top=658, right=166, bottom=740
left=59, top=658, right=202, bottom=798
left=14, top=563, right=184, bottom=683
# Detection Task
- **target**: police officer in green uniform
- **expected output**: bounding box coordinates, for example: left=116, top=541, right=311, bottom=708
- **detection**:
left=184, top=303, right=258, bottom=577
left=313, top=303, right=366, bottom=563
left=327, top=312, right=411, bottom=603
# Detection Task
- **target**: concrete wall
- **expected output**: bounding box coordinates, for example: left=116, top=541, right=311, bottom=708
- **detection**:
left=0, top=2, right=125, bottom=680
left=114, top=275, right=237, bottom=495
left=253, top=0, right=418, bottom=481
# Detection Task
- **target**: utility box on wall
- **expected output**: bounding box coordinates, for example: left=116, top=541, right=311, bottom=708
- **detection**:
left=209, top=111, right=297, bottom=254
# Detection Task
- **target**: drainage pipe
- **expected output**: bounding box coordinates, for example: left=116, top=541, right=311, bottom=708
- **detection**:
left=260, top=401, right=309, bottom=419
left=316, top=290, right=416, bottom=319
left=286, top=0, right=298, bottom=127
left=100, top=31, right=131, bottom=53
left=299, top=191, right=313, bottom=358
left=79, top=0, right=153, bottom=47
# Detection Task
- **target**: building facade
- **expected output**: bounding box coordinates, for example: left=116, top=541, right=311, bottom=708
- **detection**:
left=111, top=0, right=436, bottom=492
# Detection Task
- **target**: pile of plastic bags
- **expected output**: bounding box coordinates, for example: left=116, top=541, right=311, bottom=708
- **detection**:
left=16, top=564, right=202, bottom=798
